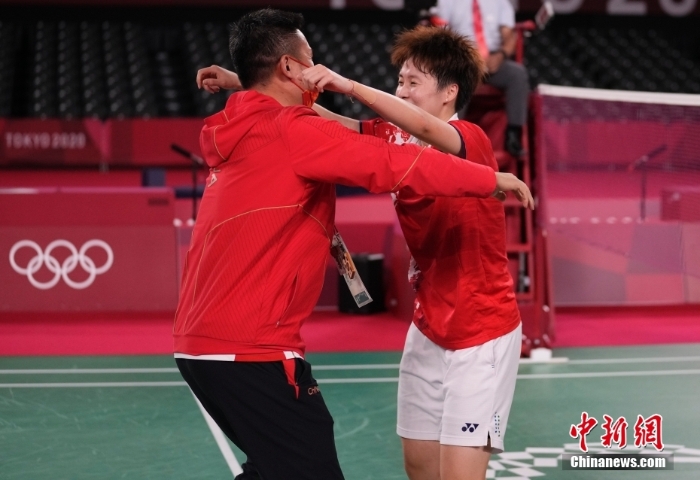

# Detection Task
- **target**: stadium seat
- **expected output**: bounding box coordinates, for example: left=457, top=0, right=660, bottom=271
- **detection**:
left=0, top=17, right=698, bottom=120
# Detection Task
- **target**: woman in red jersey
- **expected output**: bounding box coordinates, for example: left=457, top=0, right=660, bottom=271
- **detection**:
left=197, top=26, right=531, bottom=480
left=304, top=28, right=524, bottom=480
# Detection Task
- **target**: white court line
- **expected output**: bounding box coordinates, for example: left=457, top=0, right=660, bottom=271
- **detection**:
left=318, top=377, right=399, bottom=384
left=314, top=364, right=398, bottom=370
left=566, top=356, right=700, bottom=365
left=0, top=381, right=187, bottom=388
left=0, top=366, right=398, bottom=374
left=0, top=366, right=402, bottom=374
left=191, top=391, right=242, bottom=477
left=318, top=357, right=700, bottom=368
left=5, top=356, right=700, bottom=375
left=3, top=369, right=700, bottom=388
left=516, top=369, right=700, bottom=380
left=519, top=357, right=569, bottom=365
left=0, top=379, right=399, bottom=388
left=0, top=368, right=181, bottom=374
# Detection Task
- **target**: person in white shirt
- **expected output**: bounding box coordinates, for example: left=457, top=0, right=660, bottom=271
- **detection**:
left=437, top=0, right=529, bottom=157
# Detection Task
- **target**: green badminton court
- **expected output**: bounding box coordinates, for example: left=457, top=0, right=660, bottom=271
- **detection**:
left=2, top=344, right=700, bottom=479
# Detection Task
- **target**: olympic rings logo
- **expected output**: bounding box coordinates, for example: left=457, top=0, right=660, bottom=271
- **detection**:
left=9, top=240, right=114, bottom=290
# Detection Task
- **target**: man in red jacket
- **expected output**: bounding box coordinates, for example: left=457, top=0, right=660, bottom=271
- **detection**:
left=178, top=9, right=532, bottom=480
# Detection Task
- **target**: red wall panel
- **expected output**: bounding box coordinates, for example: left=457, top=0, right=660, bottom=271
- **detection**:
left=0, top=118, right=204, bottom=167
left=0, top=188, right=179, bottom=312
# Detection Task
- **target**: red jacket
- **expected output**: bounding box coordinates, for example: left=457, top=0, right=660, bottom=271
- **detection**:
left=361, top=118, right=521, bottom=350
left=173, top=91, right=497, bottom=357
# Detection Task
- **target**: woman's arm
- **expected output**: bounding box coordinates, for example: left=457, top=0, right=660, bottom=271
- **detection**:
left=195, top=65, right=360, bottom=131
left=196, top=65, right=242, bottom=93
left=312, top=104, right=360, bottom=132
left=300, top=65, right=462, bottom=155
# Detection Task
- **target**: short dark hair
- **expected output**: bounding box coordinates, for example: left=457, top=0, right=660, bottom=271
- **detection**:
left=391, top=26, right=484, bottom=111
left=229, top=9, right=305, bottom=88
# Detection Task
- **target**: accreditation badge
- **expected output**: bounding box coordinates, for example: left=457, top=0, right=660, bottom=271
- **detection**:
left=330, top=227, right=373, bottom=308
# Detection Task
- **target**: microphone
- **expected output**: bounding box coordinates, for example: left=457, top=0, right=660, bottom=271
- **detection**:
left=628, top=145, right=667, bottom=172
left=171, top=144, right=204, bottom=166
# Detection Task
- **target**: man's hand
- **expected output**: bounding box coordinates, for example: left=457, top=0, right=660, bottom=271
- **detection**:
left=485, top=52, right=505, bottom=74
left=494, top=172, right=535, bottom=209
left=299, top=64, right=353, bottom=95
left=196, top=65, right=241, bottom=93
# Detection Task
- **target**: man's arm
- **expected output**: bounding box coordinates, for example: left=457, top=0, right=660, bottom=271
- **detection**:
left=287, top=110, right=494, bottom=198
left=486, top=26, right=517, bottom=74
left=286, top=109, right=534, bottom=209
left=196, top=65, right=533, bottom=206
left=300, top=65, right=463, bottom=156
left=311, top=104, right=360, bottom=132
left=487, top=0, right=518, bottom=74
left=499, top=25, right=517, bottom=57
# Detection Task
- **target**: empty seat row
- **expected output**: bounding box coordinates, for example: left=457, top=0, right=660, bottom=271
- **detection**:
left=0, top=19, right=698, bottom=119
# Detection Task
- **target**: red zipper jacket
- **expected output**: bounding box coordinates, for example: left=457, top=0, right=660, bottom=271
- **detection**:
left=361, top=118, right=521, bottom=350
left=173, top=91, right=497, bottom=357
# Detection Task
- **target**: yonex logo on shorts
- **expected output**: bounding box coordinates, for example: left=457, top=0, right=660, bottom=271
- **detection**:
left=462, top=423, right=479, bottom=433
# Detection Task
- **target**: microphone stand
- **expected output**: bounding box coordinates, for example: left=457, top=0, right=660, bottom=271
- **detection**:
left=627, top=145, right=666, bottom=222
left=171, top=144, right=204, bottom=222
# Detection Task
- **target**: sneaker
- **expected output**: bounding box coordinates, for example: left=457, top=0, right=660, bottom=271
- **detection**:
left=505, top=125, right=526, bottom=158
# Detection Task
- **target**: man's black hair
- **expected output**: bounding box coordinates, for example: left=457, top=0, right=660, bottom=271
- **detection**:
left=229, top=9, right=305, bottom=88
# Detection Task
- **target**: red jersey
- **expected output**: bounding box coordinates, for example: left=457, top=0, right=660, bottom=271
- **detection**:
left=172, top=91, right=498, bottom=357
left=361, top=117, right=521, bottom=350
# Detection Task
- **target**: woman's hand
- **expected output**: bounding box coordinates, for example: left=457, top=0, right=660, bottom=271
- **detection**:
left=196, top=65, right=242, bottom=93
left=299, top=64, right=353, bottom=95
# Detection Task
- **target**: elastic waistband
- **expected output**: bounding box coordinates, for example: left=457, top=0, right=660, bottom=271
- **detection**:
left=173, top=351, right=303, bottom=362
left=175, top=350, right=302, bottom=399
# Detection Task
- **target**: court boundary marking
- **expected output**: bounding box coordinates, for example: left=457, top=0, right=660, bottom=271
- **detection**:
left=191, top=390, right=242, bottom=477
left=4, top=368, right=700, bottom=388
left=4, top=355, right=700, bottom=375
left=4, top=358, right=700, bottom=479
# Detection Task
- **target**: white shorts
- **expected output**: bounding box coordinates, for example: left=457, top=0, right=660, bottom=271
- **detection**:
left=396, top=322, right=521, bottom=453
